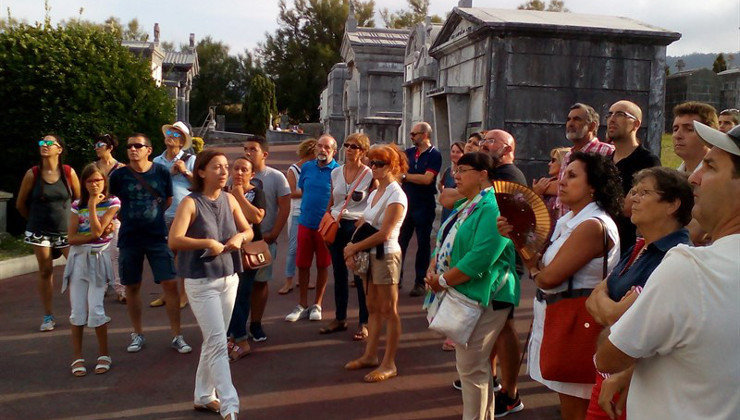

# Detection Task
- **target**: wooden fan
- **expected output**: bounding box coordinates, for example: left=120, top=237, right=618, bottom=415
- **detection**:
left=492, top=181, right=552, bottom=260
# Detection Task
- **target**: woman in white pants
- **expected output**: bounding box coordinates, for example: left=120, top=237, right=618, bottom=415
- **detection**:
left=169, top=149, right=253, bottom=420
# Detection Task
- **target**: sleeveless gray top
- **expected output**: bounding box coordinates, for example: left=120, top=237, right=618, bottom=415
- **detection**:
left=27, top=173, right=70, bottom=235
left=176, top=192, right=243, bottom=279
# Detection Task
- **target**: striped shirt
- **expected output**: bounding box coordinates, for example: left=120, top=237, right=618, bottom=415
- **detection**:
left=555, top=138, right=615, bottom=217
left=71, top=196, right=121, bottom=247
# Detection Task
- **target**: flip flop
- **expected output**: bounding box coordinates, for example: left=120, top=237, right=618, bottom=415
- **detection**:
left=364, top=369, right=398, bottom=383
left=277, top=285, right=293, bottom=295
left=71, top=359, right=86, bottom=377
left=319, top=321, right=348, bottom=334
left=352, top=326, right=369, bottom=341
left=194, top=400, right=221, bottom=414
left=229, top=344, right=251, bottom=362
left=149, top=297, right=165, bottom=307
left=94, top=355, right=112, bottom=374
left=344, top=359, right=379, bottom=371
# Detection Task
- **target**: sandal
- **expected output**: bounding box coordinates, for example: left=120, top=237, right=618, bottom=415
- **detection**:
left=344, top=359, right=379, bottom=370
left=352, top=325, right=368, bottom=341
left=117, top=292, right=127, bottom=304
left=194, top=400, right=221, bottom=413
left=319, top=320, right=348, bottom=334
left=364, top=369, right=398, bottom=383
left=71, top=359, right=86, bottom=377
left=229, top=343, right=251, bottom=362
left=149, top=297, right=165, bottom=307
left=95, top=355, right=112, bottom=374
left=277, top=283, right=293, bottom=295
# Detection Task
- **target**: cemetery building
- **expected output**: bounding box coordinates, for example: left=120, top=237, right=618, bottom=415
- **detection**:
left=665, top=68, right=722, bottom=131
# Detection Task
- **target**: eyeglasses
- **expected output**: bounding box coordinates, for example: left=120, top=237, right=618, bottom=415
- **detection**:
left=605, top=110, right=638, bottom=121
left=94, top=141, right=108, bottom=149
left=127, top=143, right=148, bottom=150
left=629, top=188, right=661, bottom=198
left=453, top=167, right=477, bottom=175
left=369, top=160, right=388, bottom=168
left=409, top=132, right=420, bottom=137
left=165, top=130, right=182, bottom=138
left=38, top=140, right=59, bottom=147
left=343, top=143, right=363, bottom=150
left=85, top=178, right=105, bottom=184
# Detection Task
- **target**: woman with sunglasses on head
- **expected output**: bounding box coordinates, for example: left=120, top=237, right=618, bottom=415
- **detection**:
left=169, top=149, right=253, bottom=420
left=533, top=147, right=571, bottom=224
left=64, top=164, right=120, bottom=377
left=343, top=143, right=408, bottom=382
left=17, top=134, right=81, bottom=332
left=320, top=133, right=375, bottom=340
left=93, top=133, right=126, bottom=303
left=279, top=138, right=316, bottom=295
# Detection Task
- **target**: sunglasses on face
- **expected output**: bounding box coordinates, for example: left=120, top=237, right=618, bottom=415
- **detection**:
left=369, top=160, right=388, bottom=168
left=127, top=143, right=148, bottom=150
left=343, top=143, right=363, bottom=150
left=38, top=140, right=59, bottom=147
left=94, top=142, right=108, bottom=149
left=165, top=130, right=182, bottom=138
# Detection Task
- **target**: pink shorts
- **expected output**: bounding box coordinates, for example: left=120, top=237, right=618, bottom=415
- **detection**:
left=296, top=224, right=331, bottom=269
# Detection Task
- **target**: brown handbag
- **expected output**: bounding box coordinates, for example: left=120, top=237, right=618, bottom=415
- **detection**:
left=318, top=167, right=369, bottom=244
left=240, top=239, right=272, bottom=270
left=539, top=218, right=608, bottom=384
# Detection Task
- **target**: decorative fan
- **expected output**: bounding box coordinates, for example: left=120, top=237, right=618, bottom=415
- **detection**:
left=492, top=181, right=552, bottom=260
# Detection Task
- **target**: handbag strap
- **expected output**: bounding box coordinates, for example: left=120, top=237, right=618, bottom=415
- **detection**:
left=565, top=217, right=609, bottom=293
left=336, top=167, right=370, bottom=219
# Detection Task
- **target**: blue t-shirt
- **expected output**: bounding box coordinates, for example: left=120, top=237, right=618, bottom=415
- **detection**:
left=606, top=228, right=690, bottom=301
left=109, top=163, right=173, bottom=247
left=298, top=159, right=340, bottom=229
left=153, top=150, right=195, bottom=221
left=403, top=146, right=442, bottom=212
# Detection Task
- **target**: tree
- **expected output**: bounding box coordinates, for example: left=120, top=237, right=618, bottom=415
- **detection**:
left=189, top=37, right=242, bottom=126
left=244, top=75, right=277, bottom=136
left=518, top=0, right=569, bottom=12
left=713, top=53, right=727, bottom=73
left=259, top=0, right=375, bottom=123
left=381, top=0, right=443, bottom=29
left=0, top=22, right=174, bottom=233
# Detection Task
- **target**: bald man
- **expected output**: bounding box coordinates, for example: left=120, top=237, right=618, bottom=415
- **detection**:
left=606, top=100, right=661, bottom=253
left=480, top=129, right=527, bottom=185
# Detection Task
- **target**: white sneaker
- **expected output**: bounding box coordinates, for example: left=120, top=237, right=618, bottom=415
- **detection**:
left=39, top=315, right=55, bottom=332
left=285, top=305, right=308, bottom=322
left=308, top=304, right=322, bottom=321
left=171, top=335, right=192, bottom=354
left=127, top=333, right=146, bottom=353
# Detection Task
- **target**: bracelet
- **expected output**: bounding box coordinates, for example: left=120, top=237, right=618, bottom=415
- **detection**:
left=438, top=274, right=450, bottom=288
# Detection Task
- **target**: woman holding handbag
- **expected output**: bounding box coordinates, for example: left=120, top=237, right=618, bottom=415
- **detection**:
left=342, top=143, right=407, bottom=383
left=320, top=133, right=375, bottom=339
left=169, top=150, right=253, bottom=420
left=227, top=157, right=266, bottom=359
left=499, top=152, right=622, bottom=420
left=425, top=152, right=519, bottom=420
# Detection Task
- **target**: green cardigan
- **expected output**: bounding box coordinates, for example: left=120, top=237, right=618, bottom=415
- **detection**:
left=442, top=189, right=520, bottom=306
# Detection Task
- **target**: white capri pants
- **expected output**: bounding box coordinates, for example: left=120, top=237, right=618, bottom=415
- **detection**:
left=64, top=244, right=113, bottom=328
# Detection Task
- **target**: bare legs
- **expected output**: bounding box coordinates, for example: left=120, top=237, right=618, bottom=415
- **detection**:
left=126, top=279, right=181, bottom=336
left=559, top=393, right=589, bottom=420
left=492, top=319, right=521, bottom=398
left=298, top=267, right=329, bottom=308
left=34, top=246, right=55, bottom=316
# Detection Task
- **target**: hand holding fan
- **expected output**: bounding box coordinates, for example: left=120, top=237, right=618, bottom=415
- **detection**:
left=492, top=181, right=552, bottom=260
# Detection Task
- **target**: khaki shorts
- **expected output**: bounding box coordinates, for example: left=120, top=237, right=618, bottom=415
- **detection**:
left=365, top=251, right=402, bottom=285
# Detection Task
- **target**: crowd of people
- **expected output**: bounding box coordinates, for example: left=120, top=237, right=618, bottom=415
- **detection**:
left=16, top=100, right=739, bottom=420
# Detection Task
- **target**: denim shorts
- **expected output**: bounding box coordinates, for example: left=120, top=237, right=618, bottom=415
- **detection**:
left=119, top=242, right=176, bottom=285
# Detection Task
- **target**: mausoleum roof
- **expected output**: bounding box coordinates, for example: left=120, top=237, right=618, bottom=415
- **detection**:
left=347, top=27, right=410, bottom=48
left=164, top=51, right=197, bottom=67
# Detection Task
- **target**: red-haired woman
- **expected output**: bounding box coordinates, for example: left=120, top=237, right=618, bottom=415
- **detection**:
left=343, top=143, right=409, bottom=383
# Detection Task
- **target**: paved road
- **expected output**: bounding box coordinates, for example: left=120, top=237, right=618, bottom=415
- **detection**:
left=0, top=144, right=560, bottom=419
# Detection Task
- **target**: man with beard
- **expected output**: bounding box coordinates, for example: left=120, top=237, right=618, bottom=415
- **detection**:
left=556, top=103, right=615, bottom=217
left=606, top=100, right=661, bottom=253
left=400, top=122, right=442, bottom=297
left=480, top=129, right=527, bottom=185
left=285, top=135, right=340, bottom=322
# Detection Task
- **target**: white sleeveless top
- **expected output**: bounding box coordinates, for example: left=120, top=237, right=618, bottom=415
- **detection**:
left=288, top=164, right=302, bottom=216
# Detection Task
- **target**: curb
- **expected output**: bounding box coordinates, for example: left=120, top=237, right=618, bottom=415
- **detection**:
left=0, top=254, right=66, bottom=280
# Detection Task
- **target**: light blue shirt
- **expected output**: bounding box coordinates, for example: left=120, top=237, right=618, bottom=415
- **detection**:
left=153, top=150, right=195, bottom=221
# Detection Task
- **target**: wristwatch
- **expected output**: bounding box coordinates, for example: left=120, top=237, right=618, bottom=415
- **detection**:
left=438, top=274, right=449, bottom=288
left=401, top=174, right=407, bottom=181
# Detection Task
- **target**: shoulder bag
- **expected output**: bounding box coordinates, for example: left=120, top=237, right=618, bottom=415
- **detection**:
left=241, top=239, right=272, bottom=270
left=318, top=167, right=369, bottom=244
left=428, top=286, right=484, bottom=348
left=539, top=218, right=608, bottom=384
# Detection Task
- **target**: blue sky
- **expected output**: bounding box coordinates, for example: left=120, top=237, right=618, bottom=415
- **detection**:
left=4, top=0, right=738, bottom=57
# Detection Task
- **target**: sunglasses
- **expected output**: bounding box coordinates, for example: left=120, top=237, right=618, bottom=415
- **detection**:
left=369, top=160, right=388, bottom=168
left=165, top=130, right=182, bottom=138
left=343, top=143, right=363, bottom=150
left=127, top=143, right=148, bottom=150
left=94, top=141, right=108, bottom=149
left=38, top=140, right=59, bottom=147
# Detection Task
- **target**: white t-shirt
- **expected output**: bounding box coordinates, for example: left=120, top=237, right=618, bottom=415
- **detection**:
left=362, top=182, right=407, bottom=254
left=609, top=235, right=740, bottom=420
left=287, top=164, right=302, bottom=216
left=330, top=165, right=373, bottom=220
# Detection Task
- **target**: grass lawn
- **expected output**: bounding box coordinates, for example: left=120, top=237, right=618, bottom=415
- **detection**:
left=660, top=133, right=681, bottom=168
left=0, top=235, right=34, bottom=261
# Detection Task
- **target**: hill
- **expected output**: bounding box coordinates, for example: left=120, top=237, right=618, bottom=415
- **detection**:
left=666, top=52, right=739, bottom=73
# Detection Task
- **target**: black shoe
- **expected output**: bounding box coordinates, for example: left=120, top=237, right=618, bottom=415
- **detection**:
left=452, top=379, right=462, bottom=390
left=250, top=323, right=267, bottom=342
left=409, top=284, right=426, bottom=297
left=494, top=390, right=524, bottom=418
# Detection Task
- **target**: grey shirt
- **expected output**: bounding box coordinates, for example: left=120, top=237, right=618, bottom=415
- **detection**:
left=253, top=165, right=290, bottom=238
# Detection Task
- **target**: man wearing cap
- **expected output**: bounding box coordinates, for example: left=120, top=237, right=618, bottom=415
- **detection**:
left=150, top=121, right=196, bottom=309
left=595, top=121, right=740, bottom=420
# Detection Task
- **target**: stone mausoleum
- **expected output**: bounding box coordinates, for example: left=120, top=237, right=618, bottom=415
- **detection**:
left=427, top=6, right=680, bottom=178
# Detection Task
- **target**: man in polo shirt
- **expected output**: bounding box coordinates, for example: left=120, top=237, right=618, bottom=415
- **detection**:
left=400, top=122, right=442, bottom=297
left=556, top=103, right=615, bottom=217
left=595, top=121, right=740, bottom=420
left=606, top=100, right=661, bottom=254
left=285, top=135, right=340, bottom=322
